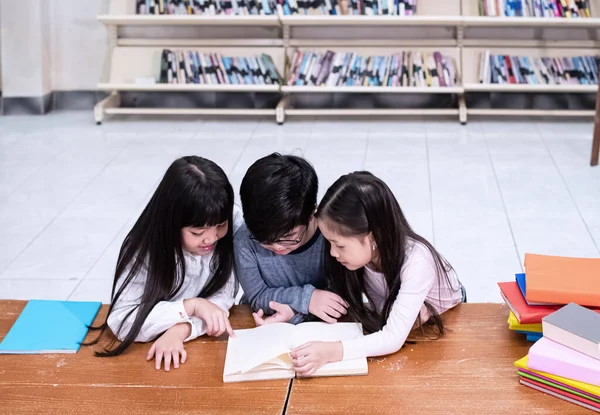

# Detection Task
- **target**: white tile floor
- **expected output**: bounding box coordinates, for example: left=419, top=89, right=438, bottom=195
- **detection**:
left=1, top=111, right=599, bottom=304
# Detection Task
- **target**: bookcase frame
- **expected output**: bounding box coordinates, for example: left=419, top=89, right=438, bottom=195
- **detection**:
left=95, top=0, right=600, bottom=124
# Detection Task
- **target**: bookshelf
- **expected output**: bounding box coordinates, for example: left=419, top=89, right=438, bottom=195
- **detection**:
left=95, top=0, right=599, bottom=124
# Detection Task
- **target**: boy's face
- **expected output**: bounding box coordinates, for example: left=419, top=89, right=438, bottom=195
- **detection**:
left=259, top=224, right=309, bottom=256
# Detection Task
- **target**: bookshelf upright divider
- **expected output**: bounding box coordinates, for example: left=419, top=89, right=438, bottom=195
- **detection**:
left=95, top=0, right=600, bottom=124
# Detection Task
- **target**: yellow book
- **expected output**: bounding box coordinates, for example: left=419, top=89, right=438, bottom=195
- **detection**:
left=559, top=0, right=572, bottom=18
left=423, top=53, right=432, bottom=87
left=507, top=311, right=542, bottom=333
left=515, top=356, right=600, bottom=397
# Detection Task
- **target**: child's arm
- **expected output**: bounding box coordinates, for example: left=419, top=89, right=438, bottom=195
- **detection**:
left=107, top=271, right=206, bottom=343
left=341, top=247, right=436, bottom=360
left=234, top=234, right=314, bottom=319
left=184, top=268, right=237, bottom=339
left=290, top=248, right=436, bottom=375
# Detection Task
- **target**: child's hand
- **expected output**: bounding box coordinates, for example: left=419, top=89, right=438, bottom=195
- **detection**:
left=186, top=298, right=234, bottom=337
left=147, top=323, right=190, bottom=372
left=308, top=289, right=349, bottom=324
left=253, top=301, right=295, bottom=326
left=290, top=341, right=343, bottom=377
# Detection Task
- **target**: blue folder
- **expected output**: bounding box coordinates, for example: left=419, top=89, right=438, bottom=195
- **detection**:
left=0, top=299, right=101, bottom=354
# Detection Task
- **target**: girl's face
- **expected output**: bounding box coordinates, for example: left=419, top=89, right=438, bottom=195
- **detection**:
left=318, top=217, right=375, bottom=271
left=181, top=220, right=228, bottom=256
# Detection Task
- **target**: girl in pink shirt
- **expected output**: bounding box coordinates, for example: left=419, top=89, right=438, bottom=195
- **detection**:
left=291, top=171, right=465, bottom=376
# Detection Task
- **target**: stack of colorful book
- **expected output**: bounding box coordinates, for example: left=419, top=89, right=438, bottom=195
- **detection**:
left=499, top=253, right=600, bottom=411
left=516, top=303, right=600, bottom=412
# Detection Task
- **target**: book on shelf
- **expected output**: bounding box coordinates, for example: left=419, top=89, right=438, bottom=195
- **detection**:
left=287, top=49, right=456, bottom=88
left=223, top=322, right=368, bottom=382
left=136, top=0, right=418, bottom=16
left=478, top=0, right=592, bottom=18
left=136, top=0, right=278, bottom=16
left=478, top=51, right=599, bottom=85
left=158, top=49, right=281, bottom=85
left=277, top=0, right=417, bottom=15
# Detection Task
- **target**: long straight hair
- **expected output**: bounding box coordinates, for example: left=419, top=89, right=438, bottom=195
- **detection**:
left=85, top=156, right=235, bottom=356
left=316, top=171, right=456, bottom=335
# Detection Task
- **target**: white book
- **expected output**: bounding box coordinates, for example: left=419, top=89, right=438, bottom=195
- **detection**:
left=223, top=322, right=368, bottom=383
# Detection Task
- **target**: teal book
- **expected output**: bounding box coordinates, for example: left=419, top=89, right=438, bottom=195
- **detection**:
left=0, top=299, right=102, bottom=354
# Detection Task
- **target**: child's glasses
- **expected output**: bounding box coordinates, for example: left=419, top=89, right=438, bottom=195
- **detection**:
left=250, top=226, right=308, bottom=247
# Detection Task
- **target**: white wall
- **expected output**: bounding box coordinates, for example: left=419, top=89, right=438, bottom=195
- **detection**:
left=0, top=0, right=52, bottom=97
left=0, top=0, right=107, bottom=96
left=50, top=0, right=107, bottom=91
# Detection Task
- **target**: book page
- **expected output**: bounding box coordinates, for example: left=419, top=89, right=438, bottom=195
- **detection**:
left=287, top=322, right=364, bottom=349
left=226, top=323, right=295, bottom=374
left=288, top=322, right=368, bottom=377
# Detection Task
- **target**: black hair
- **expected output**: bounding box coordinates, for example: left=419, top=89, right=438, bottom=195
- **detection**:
left=239, top=153, right=318, bottom=243
left=316, top=171, right=457, bottom=335
left=85, top=156, right=235, bottom=356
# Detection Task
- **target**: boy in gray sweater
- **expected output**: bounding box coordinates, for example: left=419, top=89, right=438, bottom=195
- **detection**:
left=235, top=153, right=348, bottom=325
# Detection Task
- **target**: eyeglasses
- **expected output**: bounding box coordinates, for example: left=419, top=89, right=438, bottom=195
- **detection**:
left=250, top=226, right=308, bottom=247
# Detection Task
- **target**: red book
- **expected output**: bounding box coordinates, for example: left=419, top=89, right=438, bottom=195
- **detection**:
left=498, top=281, right=600, bottom=324
left=498, top=282, right=562, bottom=324
left=504, top=56, right=516, bottom=84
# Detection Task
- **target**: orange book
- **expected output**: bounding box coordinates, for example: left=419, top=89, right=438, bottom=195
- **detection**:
left=524, top=253, right=600, bottom=307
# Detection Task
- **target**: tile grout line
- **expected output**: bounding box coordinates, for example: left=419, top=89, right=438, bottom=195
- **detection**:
left=361, top=129, right=370, bottom=170
left=424, top=130, right=436, bottom=246
left=229, top=124, right=260, bottom=175
left=481, top=128, right=524, bottom=273
left=0, top=130, right=74, bottom=205
left=536, top=125, right=600, bottom=255
left=67, top=133, right=201, bottom=300
left=0, top=139, right=135, bottom=280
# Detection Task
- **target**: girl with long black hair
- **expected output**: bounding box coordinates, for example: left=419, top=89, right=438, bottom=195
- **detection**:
left=290, top=171, right=465, bottom=376
left=86, top=156, right=242, bottom=371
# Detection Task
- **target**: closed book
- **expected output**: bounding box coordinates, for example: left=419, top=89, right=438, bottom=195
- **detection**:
left=543, top=302, right=600, bottom=360
left=529, top=337, right=600, bottom=386
left=524, top=253, right=600, bottom=307
left=498, top=281, right=562, bottom=324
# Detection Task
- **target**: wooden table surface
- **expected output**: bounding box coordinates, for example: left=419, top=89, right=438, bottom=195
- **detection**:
left=287, top=303, right=582, bottom=415
left=0, top=301, right=584, bottom=415
left=0, top=301, right=289, bottom=415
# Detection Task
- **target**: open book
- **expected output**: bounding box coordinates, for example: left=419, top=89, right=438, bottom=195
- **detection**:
left=223, top=322, right=368, bottom=383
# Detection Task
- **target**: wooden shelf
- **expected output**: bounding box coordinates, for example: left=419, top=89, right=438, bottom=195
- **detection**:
left=467, top=108, right=595, bottom=116
left=98, top=83, right=280, bottom=92
left=98, top=14, right=280, bottom=26
left=464, top=83, right=598, bottom=93
left=285, top=108, right=459, bottom=115
left=279, top=15, right=462, bottom=26
left=94, top=0, right=599, bottom=123
left=105, top=108, right=276, bottom=115
left=282, top=85, right=462, bottom=93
